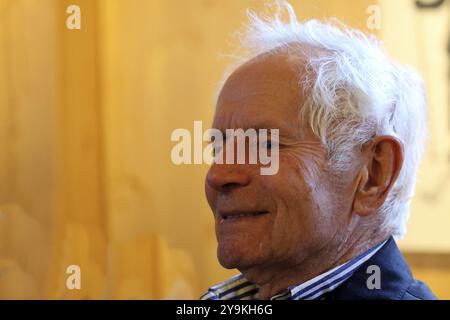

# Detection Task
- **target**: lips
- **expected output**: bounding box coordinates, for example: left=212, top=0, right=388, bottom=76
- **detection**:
left=218, top=210, right=269, bottom=222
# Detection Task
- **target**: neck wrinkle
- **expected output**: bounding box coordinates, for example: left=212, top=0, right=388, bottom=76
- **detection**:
left=243, top=227, right=389, bottom=300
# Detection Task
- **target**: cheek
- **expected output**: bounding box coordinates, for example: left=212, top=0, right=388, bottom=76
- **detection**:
left=277, top=151, right=324, bottom=202
left=283, top=147, right=326, bottom=184
left=271, top=153, right=337, bottom=235
left=262, top=157, right=317, bottom=230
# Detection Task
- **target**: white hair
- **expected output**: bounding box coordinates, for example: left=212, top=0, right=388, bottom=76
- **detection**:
left=218, top=1, right=428, bottom=238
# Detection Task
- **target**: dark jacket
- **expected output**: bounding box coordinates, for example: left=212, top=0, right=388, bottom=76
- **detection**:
left=326, top=237, right=437, bottom=300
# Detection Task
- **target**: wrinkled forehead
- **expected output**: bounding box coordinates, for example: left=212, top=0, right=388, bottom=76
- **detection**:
left=213, top=47, right=313, bottom=134
left=224, top=59, right=294, bottom=98
left=215, top=43, right=323, bottom=105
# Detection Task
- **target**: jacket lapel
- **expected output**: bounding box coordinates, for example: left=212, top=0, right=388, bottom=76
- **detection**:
left=326, top=237, right=413, bottom=300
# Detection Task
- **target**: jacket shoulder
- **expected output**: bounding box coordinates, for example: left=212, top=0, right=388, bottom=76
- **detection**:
left=328, top=237, right=438, bottom=300
left=401, top=280, right=438, bottom=300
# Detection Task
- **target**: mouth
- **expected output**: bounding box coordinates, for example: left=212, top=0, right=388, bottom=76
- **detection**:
left=218, top=211, right=270, bottom=223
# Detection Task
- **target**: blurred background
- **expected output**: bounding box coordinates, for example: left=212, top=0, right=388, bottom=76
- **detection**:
left=0, top=0, right=449, bottom=299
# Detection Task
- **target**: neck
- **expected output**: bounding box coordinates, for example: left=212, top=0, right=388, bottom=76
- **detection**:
left=240, top=229, right=389, bottom=300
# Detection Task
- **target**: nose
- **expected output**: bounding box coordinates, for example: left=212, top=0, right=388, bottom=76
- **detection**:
left=206, top=162, right=251, bottom=192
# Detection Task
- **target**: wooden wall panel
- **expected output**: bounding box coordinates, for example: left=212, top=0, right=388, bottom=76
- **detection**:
left=49, top=0, right=107, bottom=299
left=0, top=0, right=59, bottom=298
left=9, top=0, right=449, bottom=300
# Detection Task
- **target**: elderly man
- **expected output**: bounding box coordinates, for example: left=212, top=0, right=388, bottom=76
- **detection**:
left=201, top=2, right=437, bottom=300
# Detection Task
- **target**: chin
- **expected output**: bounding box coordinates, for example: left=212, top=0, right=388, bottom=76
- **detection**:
left=218, top=255, right=238, bottom=269
left=217, top=242, right=246, bottom=269
left=217, top=248, right=239, bottom=269
left=217, top=242, right=259, bottom=270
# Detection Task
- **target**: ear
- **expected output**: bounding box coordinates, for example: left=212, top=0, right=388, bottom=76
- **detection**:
left=352, top=136, right=404, bottom=217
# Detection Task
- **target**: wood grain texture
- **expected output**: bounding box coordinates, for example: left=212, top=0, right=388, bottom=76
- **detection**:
left=6, top=0, right=448, bottom=300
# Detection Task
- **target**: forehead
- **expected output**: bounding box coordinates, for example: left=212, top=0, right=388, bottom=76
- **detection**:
left=214, top=50, right=307, bottom=134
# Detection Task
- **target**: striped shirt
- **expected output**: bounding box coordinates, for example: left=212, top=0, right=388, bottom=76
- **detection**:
left=201, top=240, right=387, bottom=300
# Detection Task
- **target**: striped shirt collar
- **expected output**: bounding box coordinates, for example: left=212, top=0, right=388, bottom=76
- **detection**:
left=201, top=240, right=387, bottom=300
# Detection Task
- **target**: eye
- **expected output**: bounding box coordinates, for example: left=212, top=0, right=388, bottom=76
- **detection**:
left=260, top=140, right=272, bottom=150
left=205, top=130, right=227, bottom=161
left=260, top=138, right=279, bottom=151
left=212, top=140, right=223, bottom=157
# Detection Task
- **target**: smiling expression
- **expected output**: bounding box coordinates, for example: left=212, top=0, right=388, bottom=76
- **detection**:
left=205, top=49, right=354, bottom=273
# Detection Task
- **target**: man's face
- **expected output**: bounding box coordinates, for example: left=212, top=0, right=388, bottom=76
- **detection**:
left=205, top=51, right=353, bottom=272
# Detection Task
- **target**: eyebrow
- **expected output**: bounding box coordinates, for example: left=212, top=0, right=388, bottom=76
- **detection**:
left=211, top=127, right=292, bottom=145
left=214, top=121, right=284, bottom=131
